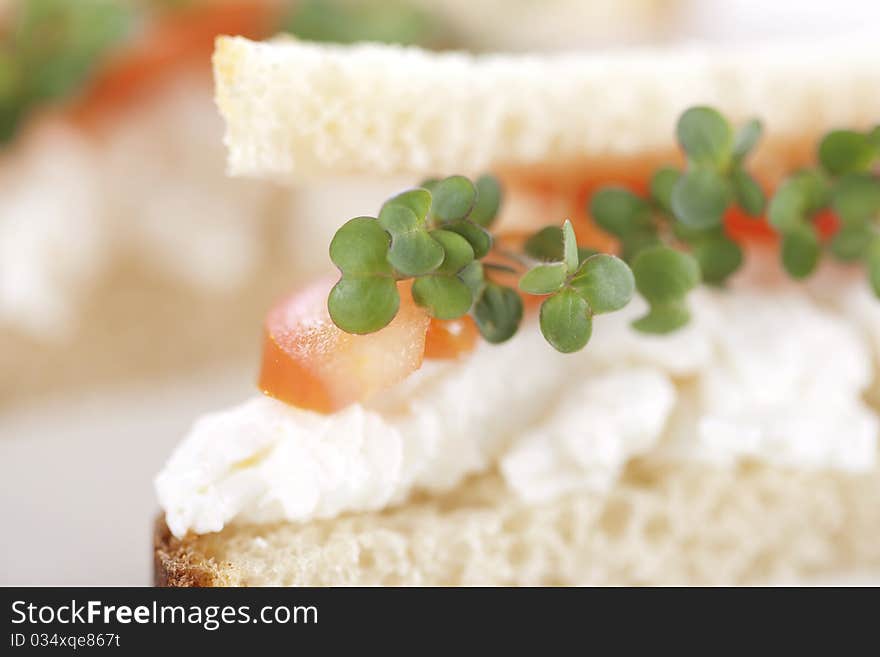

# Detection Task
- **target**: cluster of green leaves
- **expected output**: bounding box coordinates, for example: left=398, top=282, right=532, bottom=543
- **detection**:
left=589, top=107, right=767, bottom=333
left=328, top=106, right=880, bottom=354
left=519, top=221, right=633, bottom=352
left=0, top=0, right=134, bottom=143
left=329, top=175, right=523, bottom=341
left=769, top=127, right=880, bottom=286
left=328, top=175, right=634, bottom=353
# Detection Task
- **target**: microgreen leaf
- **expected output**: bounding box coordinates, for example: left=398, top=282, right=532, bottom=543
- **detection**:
left=524, top=226, right=597, bottom=262
left=378, top=204, right=444, bottom=276
left=619, top=229, right=661, bottom=263
left=650, top=167, right=680, bottom=214
left=768, top=170, right=829, bottom=232
left=430, top=175, right=476, bottom=223
left=831, top=174, right=880, bottom=225
left=539, top=288, right=592, bottom=353
left=562, top=219, right=579, bottom=274
left=524, top=226, right=563, bottom=261
left=419, top=177, right=439, bottom=192
left=330, top=217, right=393, bottom=276
left=671, top=167, right=731, bottom=229
left=328, top=277, right=399, bottom=334
left=632, top=246, right=700, bottom=305
left=0, top=52, right=23, bottom=143
left=676, top=106, right=733, bottom=169
left=409, top=230, right=475, bottom=319
left=445, top=220, right=492, bottom=259
left=387, top=231, right=445, bottom=276
left=632, top=301, right=691, bottom=334
left=830, top=225, right=873, bottom=261
left=798, top=169, right=832, bottom=211
left=430, top=229, right=475, bottom=274
left=469, top=175, right=503, bottom=227
left=379, top=201, right=421, bottom=233
left=472, top=283, right=523, bottom=344
left=519, top=262, right=568, bottom=295
left=569, top=254, right=634, bottom=314
left=732, top=119, right=763, bottom=162
left=589, top=187, right=654, bottom=237
left=691, top=235, right=743, bottom=285
left=731, top=167, right=765, bottom=217
left=458, top=261, right=485, bottom=296
left=767, top=183, right=802, bottom=233
left=382, top=188, right=432, bottom=220
left=780, top=225, right=820, bottom=279
left=819, top=130, right=877, bottom=175
left=670, top=221, right=706, bottom=244
left=411, top=275, right=472, bottom=320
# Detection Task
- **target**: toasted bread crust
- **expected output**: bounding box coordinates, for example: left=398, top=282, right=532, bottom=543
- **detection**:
left=153, top=515, right=227, bottom=587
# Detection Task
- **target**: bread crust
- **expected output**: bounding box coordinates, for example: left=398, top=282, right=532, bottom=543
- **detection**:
left=153, top=515, right=227, bottom=587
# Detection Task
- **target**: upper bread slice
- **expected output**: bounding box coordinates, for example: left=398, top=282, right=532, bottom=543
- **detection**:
left=155, top=461, right=880, bottom=586
left=214, top=34, right=880, bottom=181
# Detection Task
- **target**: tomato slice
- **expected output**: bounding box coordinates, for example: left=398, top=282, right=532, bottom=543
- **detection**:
left=423, top=316, right=480, bottom=360
left=259, top=277, right=431, bottom=413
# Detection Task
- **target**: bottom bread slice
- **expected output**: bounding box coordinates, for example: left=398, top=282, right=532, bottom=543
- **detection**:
left=154, top=460, right=880, bottom=586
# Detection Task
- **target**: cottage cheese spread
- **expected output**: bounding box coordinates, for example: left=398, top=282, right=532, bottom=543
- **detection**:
left=156, top=273, right=879, bottom=538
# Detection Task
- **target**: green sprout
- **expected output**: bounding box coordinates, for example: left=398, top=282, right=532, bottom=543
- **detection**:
left=327, top=175, right=633, bottom=354
left=1, top=0, right=134, bottom=143
left=630, top=246, right=700, bottom=333
left=587, top=108, right=767, bottom=332
left=671, top=107, right=766, bottom=230
left=768, top=126, right=880, bottom=279
left=520, top=221, right=633, bottom=352
left=329, top=174, right=530, bottom=345
left=327, top=107, right=880, bottom=355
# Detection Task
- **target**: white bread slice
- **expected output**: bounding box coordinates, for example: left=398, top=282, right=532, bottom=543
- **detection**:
left=156, top=462, right=880, bottom=586
left=214, top=34, right=880, bottom=181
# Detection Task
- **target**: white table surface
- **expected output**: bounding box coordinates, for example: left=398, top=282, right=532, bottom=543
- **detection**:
left=0, top=366, right=252, bottom=585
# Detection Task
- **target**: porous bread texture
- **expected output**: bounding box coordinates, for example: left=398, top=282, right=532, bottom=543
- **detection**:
left=155, top=462, right=880, bottom=586
left=214, top=34, right=880, bottom=181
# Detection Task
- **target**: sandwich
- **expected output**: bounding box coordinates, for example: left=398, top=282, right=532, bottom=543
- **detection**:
left=154, top=35, right=880, bottom=586
left=1, top=0, right=668, bottom=403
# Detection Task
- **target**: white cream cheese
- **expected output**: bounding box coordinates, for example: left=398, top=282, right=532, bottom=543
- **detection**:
left=156, top=272, right=879, bottom=538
